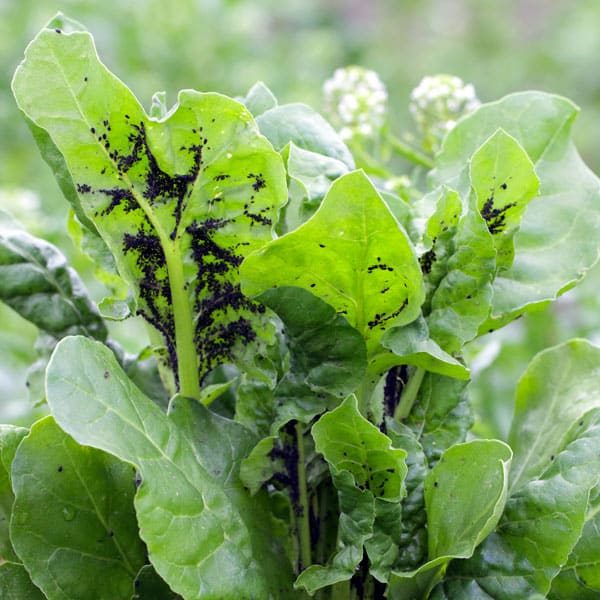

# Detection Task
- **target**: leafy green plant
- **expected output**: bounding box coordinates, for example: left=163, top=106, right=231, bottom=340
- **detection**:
left=2, top=15, right=600, bottom=599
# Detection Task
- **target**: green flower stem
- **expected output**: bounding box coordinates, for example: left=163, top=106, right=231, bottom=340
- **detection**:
left=296, top=421, right=312, bottom=571
left=394, top=366, right=426, bottom=420
left=386, top=133, right=434, bottom=169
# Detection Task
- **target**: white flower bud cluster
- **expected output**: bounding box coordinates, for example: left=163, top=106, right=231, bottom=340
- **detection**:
left=323, top=66, right=388, bottom=142
left=409, top=75, right=480, bottom=151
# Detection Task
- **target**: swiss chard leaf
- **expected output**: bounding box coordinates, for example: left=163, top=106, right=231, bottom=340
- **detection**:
left=381, top=317, right=469, bottom=380
left=12, top=24, right=287, bottom=398
left=405, top=373, right=472, bottom=463
left=46, top=336, right=295, bottom=599
left=422, top=188, right=496, bottom=354
left=10, top=416, right=145, bottom=600
left=295, top=396, right=408, bottom=593
left=388, top=440, right=512, bottom=600
left=279, top=142, right=349, bottom=233
left=240, top=170, right=424, bottom=357
left=0, top=222, right=106, bottom=341
left=256, top=103, right=355, bottom=169
left=437, top=340, right=600, bottom=598
left=0, top=425, right=27, bottom=562
left=0, top=562, right=45, bottom=600
left=433, top=92, right=600, bottom=328
left=469, top=129, right=539, bottom=270
left=242, top=81, right=278, bottom=118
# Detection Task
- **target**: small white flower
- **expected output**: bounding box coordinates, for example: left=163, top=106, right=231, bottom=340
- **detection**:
left=323, top=65, right=387, bottom=142
left=409, top=74, right=481, bottom=152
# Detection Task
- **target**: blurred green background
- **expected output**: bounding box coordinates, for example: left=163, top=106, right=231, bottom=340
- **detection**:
left=2, top=0, right=600, bottom=435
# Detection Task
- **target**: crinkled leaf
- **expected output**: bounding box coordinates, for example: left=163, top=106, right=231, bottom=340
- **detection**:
left=433, top=92, right=600, bottom=327
left=10, top=416, right=145, bottom=600
left=240, top=287, right=366, bottom=496
left=258, top=286, right=367, bottom=399
left=0, top=225, right=106, bottom=341
left=388, top=440, right=512, bottom=600
left=241, top=170, right=424, bottom=355
left=0, top=562, right=45, bottom=600
left=469, top=129, right=539, bottom=269
left=438, top=341, right=600, bottom=598
left=243, top=81, right=278, bottom=117
left=381, top=316, right=469, bottom=380
left=405, top=373, right=472, bottom=463
left=13, top=24, right=287, bottom=394
left=46, top=336, right=295, bottom=599
left=423, top=189, right=496, bottom=354
left=312, top=395, right=407, bottom=502
left=256, top=103, right=355, bottom=168
left=132, top=565, right=181, bottom=599
left=295, top=396, right=407, bottom=592
left=0, top=425, right=27, bottom=562
left=385, top=420, right=428, bottom=570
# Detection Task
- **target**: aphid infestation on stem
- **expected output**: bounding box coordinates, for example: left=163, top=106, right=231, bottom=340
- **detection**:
left=2, top=14, right=600, bottom=600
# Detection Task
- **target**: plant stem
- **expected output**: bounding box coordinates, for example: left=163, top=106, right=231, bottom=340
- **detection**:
left=164, top=247, right=201, bottom=400
left=394, top=366, right=426, bottom=420
left=296, top=421, right=312, bottom=571
left=386, top=133, right=434, bottom=169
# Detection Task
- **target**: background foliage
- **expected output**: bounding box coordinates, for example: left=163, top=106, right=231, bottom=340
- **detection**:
left=2, top=0, right=600, bottom=442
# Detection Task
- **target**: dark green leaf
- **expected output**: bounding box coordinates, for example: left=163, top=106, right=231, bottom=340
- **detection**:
left=10, top=416, right=145, bottom=600
left=0, top=425, right=27, bottom=562
left=0, top=225, right=106, bottom=341
left=0, top=562, right=45, bottom=600
left=46, top=336, right=295, bottom=599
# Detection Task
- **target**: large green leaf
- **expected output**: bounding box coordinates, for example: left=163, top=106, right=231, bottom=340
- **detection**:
left=0, top=425, right=27, bottom=562
left=240, top=170, right=424, bottom=356
left=0, top=562, right=45, bottom=600
left=295, top=396, right=407, bottom=593
left=256, top=103, right=355, bottom=169
left=13, top=24, right=287, bottom=397
left=437, top=341, right=600, bottom=598
left=10, top=416, right=145, bottom=600
left=0, top=223, right=106, bottom=341
left=46, top=336, right=295, bottom=599
left=508, top=339, right=600, bottom=493
left=432, top=92, right=600, bottom=326
left=388, top=440, right=512, bottom=600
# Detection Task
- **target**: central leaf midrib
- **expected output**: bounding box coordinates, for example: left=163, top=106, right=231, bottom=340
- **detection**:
left=47, top=40, right=201, bottom=399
